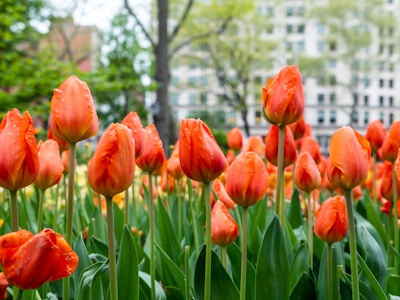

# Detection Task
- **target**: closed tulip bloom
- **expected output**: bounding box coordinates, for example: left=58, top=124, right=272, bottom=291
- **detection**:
left=47, top=127, right=69, bottom=152
left=382, top=120, right=400, bottom=163
left=314, top=195, right=348, bottom=244
left=300, top=136, right=322, bottom=164
left=262, top=65, right=305, bottom=126
left=227, top=127, right=243, bottom=152
left=49, top=75, right=98, bottom=144
left=211, top=201, right=239, bottom=246
left=288, top=116, right=306, bottom=140
left=167, top=142, right=184, bottom=180
left=365, top=120, right=386, bottom=153
left=0, top=229, right=79, bottom=290
left=327, top=126, right=371, bottom=190
left=226, top=151, right=269, bottom=207
left=88, top=123, right=135, bottom=198
left=121, top=112, right=144, bottom=158
left=294, top=152, right=321, bottom=193
left=61, top=149, right=70, bottom=174
left=242, top=135, right=264, bottom=157
left=264, top=125, right=297, bottom=168
left=212, top=178, right=236, bottom=209
left=0, top=109, right=39, bottom=191
left=380, top=161, right=400, bottom=202
left=34, top=140, right=64, bottom=190
left=136, top=124, right=166, bottom=174
left=179, top=119, right=227, bottom=183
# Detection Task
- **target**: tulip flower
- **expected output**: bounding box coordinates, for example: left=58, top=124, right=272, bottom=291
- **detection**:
left=0, top=273, right=7, bottom=300
left=212, top=179, right=236, bottom=209
left=262, top=65, right=305, bottom=127
left=288, top=116, right=306, bottom=141
left=380, top=161, right=400, bottom=202
left=227, top=127, right=243, bottom=152
left=264, top=125, right=297, bottom=168
left=167, top=142, right=184, bottom=180
left=0, top=229, right=78, bottom=290
left=300, top=136, right=322, bottom=164
left=242, top=135, right=264, bottom=157
left=382, top=120, right=400, bottom=163
left=365, top=120, right=386, bottom=153
left=49, top=75, right=98, bottom=144
left=47, top=126, right=69, bottom=153
left=121, top=111, right=144, bottom=158
left=295, top=152, right=322, bottom=193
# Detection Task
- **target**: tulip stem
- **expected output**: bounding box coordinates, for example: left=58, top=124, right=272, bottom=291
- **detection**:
left=15, top=287, right=23, bottom=300
left=37, top=189, right=45, bottom=232
left=178, top=179, right=182, bottom=243
left=392, top=163, right=399, bottom=273
left=10, top=190, right=19, bottom=231
left=131, top=181, right=138, bottom=227
left=327, top=243, right=333, bottom=300
left=53, top=181, right=61, bottom=230
left=344, top=189, right=359, bottom=300
left=63, top=142, right=76, bottom=300
left=204, top=181, right=212, bottom=300
left=185, top=245, right=191, bottom=300
left=221, top=246, right=227, bottom=269
left=276, top=125, right=285, bottom=227
left=97, top=194, right=105, bottom=241
left=106, top=196, right=118, bottom=300
left=124, top=188, right=129, bottom=225
left=188, top=178, right=200, bottom=256
left=149, top=172, right=156, bottom=300
left=307, top=192, right=313, bottom=270
left=240, top=206, right=248, bottom=300
left=372, top=152, right=378, bottom=203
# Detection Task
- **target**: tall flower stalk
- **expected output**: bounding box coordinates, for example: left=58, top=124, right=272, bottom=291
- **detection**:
left=276, top=126, right=285, bottom=224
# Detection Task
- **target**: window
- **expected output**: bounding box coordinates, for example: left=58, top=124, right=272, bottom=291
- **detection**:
left=389, top=79, right=394, bottom=88
left=255, top=111, right=261, bottom=124
left=328, top=59, right=336, bottom=68
left=329, top=110, right=336, bottom=124
left=329, top=93, right=336, bottom=104
left=254, top=76, right=262, bottom=85
left=170, top=93, right=179, bottom=105
left=329, top=42, right=336, bottom=51
left=317, top=41, right=325, bottom=52
left=364, top=112, right=369, bottom=125
left=200, top=76, right=207, bottom=86
left=298, top=6, right=305, bottom=16
left=351, top=111, right=359, bottom=124
left=286, top=42, right=293, bottom=51
left=379, top=96, right=384, bottom=106
left=286, top=7, right=294, bottom=16
left=188, top=62, right=196, bottom=69
left=298, top=24, right=305, bottom=33
left=379, top=79, right=384, bottom=88
left=189, top=94, right=196, bottom=105
left=317, top=23, right=325, bottom=34
left=266, top=7, right=274, bottom=16
left=379, top=112, right=384, bottom=123
left=318, top=94, right=324, bottom=104
left=298, top=41, right=305, bottom=52
left=389, top=113, right=394, bottom=124
left=353, top=94, right=358, bottom=105
left=389, top=96, right=394, bottom=107
left=217, top=111, right=226, bottom=124
left=229, top=111, right=236, bottom=124
left=286, top=24, right=293, bottom=34
left=318, top=110, right=324, bottom=124
left=171, top=76, right=179, bottom=86
left=188, top=77, right=196, bottom=85
left=364, top=95, right=369, bottom=105
left=200, top=93, right=207, bottom=104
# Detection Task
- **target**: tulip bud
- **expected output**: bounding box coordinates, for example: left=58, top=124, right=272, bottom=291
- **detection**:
left=382, top=120, right=400, bottom=163
left=264, top=125, right=297, bottom=168
left=121, top=112, right=144, bottom=158
left=226, top=127, right=243, bottom=152
left=294, top=152, right=321, bottom=193
left=211, top=201, right=239, bottom=246
left=365, top=120, right=386, bottom=153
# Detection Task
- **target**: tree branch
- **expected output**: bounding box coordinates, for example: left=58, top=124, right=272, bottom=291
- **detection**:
left=124, top=0, right=156, bottom=49
left=168, top=0, right=194, bottom=43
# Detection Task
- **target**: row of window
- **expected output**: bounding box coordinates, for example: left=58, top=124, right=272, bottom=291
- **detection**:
left=318, top=93, right=396, bottom=107
left=317, top=110, right=395, bottom=126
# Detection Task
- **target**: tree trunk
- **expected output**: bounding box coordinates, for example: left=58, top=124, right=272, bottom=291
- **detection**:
left=240, top=110, right=250, bottom=137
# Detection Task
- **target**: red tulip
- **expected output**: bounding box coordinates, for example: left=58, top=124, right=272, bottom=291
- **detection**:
left=0, top=273, right=7, bottom=300
left=226, top=151, right=269, bottom=207
left=226, top=127, right=243, bottom=152
left=365, top=120, right=386, bottom=153
left=294, top=152, right=321, bottom=193
left=34, top=140, right=64, bottom=190
left=0, top=229, right=78, bottom=290
left=262, top=65, right=305, bottom=126
left=380, top=161, right=400, bottom=202
left=264, top=125, right=297, bottom=167
left=88, top=123, right=135, bottom=198
left=327, top=126, right=371, bottom=190
left=121, top=112, right=144, bottom=158
left=49, top=75, right=98, bottom=144
left=136, top=124, right=166, bottom=174
left=382, top=120, right=400, bottom=163
left=314, top=195, right=348, bottom=244
left=0, top=109, right=39, bottom=191
left=179, top=119, right=227, bottom=183
left=211, top=201, right=239, bottom=246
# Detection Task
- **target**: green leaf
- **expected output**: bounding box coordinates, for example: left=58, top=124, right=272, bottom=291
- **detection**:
left=117, top=226, right=139, bottom=300
left=286, top=188, right=303, bottom=229
left=360, top=195, right=388, bottom=247
left=255, top=214, right=289, bottom=300
left=290, top=272, right=317, bottom=300
left=357, top=253, right=387, bottom=300
left=194, top=246, right=240, bottom=300
left=317, top=243, right=340, bottom=300
left=289, top=241, right=310, bottom=293
left=73, top=235, right=92, bottom=289
left=386, top=274, right=400, bottom=297
left=75, top=262, right=108, bottom=300
left=139, top=271, right=167, bottom=300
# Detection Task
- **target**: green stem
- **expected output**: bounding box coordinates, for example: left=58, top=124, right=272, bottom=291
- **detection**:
left=276, top=125, right=285, bottom=226
left=188, top=178, right=200, bottom=256
left=37, top=189, right=45, bottom=232
left=131, top=180, right=138, bottom=227
left=149, top=173, right=156, bottom=300
left=63, top=142, right=76, bottom=300
left=204, top=182, right=212, bottom=300
left=221, top=246, right=227, bottom=270
left=178, top=179, right=182, bottom=242
left=97, top=194, right=105, bottom=241
left=124, top=188, right=129, bottom=225
left=392, top=162, right=399, bottom=273
left=327, top=243, right=333, bottom=300
left=106, top=196, right=118, bottom=300
left=10, top=190, right=19, bottom=231
left=307, top=192, right=313, bottom=269
left=240, top=207, right=248, bottom=300
left=344, top=189, right=359, bottom=300
left=15, top=288, right=23, bottom=300
left=185, top=245, right=191, bottom=300
left=53, top=181, right=60, bottom=230
left=388, top=208, right=394, bottom=267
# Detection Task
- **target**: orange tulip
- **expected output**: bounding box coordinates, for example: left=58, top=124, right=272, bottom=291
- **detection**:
left=380, top=161, right=400, bottom=202
left=226, top=151, right=269, bottom=207
left=0, top=273, right=7, bottom=299
left=288, top=116, right=306, bottom=141
left=121, top=111, right=144, bottom=158
left=314, top=195, right=348, bottom=244
left=264, top=125, right=297, bottom=167
left=47, top=127, right=69, bottom=152
left=0, top=229, right=78, bottom=290
left=327, top=126, right=371, bottom=190
left=61, top=149, right=70, bottom=174
left=0, top=109, right=39, bottom=191
left=167, top=141, right=184, bottom=180
left=294, top=152, right=321, bottom=193
left=179, top=119, right=227, bottom=183
left=88, top=123, right=135, bottom=198
left=226, top=127, right=243, bottom=152
left=49, top=75, right=98, bottom=144
left=136, top=124, right=166, bottom=174
left=300, top=136, right=322, bottom=164
left=242, top=135, right=264, bottom=156
left=212, top=178, right=236, bottom=209
left=211, top=201, right=239, bottom=246
left=262, top=65, right=304, bottom=126
left=365, top=120, right=386, bottom=153
left=34, top=140, right=64, bottom=190
left=382, top=120, right=400, bottom=163
left=380, top=199, right=400, bottom=216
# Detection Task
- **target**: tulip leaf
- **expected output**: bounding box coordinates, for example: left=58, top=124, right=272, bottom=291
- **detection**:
left=286, top=188, right=303, bottom=229
left=317, top=243, right=340, bottom=300
left=117, top=226, right=139, bottom=300
left=386, top=274, right=400, bottom=297
left=194, top=246, right=240, bottom=300
left=290, top=271, right=317, bottom=300
left=88, top=236, right=109, bottom=257
left=112, top=202, right=124, bottom=244
left=138, top=271, right=167, bottom=300
left=357, top=253, right=387, bottom=300
left=289, top=241, right=310, bottom=293
left=73, top=235, right=92, bottom=288
left=360, top=196, right=388, bottom=247
left=75, top=262, right=108, bottom=300
left=255, top=214, right=290, bottom=300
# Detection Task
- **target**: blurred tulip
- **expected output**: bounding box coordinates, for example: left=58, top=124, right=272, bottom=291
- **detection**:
left=0, top=109, right=39, bottom=191
left=0, top=229, right=78, bottom=290
left=49, top=75, right=98, bottom=144
left=300, top=136, right=322, bottom=164
left=264, top=125, right=297, bottom=168
left=327, top=126, right=371, bottom=190
left=34, top=140, right=64, bottom=190
left=380, top=199, right=400, bottom=216
left=226, top=151, right=269, bottom=207
left=121, top=111, right=144, bottom=158
left=160, top=169, right=175, bottom=193
left=365, top=119, right=386, bottom=153
left=226, top=150, right=236, bottom=165
left=88, top=123, right=135, bottom=198
left=61, top=149, right=70, bottom=174
left=167, top=141, right=184, bottom=180
left=294, top=152, right=321, bottom=193
left=0, top=273, right=6, bottom=299
left=47, top=127, right=69, bottom=152
left=140, top=174, right=159, bottom=200
left=382, top=120, right=400, bottom=163
left=288, top=116, right=306, bottom=141
left=262, top=65, right=304, bottom=126
left=314, top=195, right=348, bottom=244
left=242, top=135, right=264, bottom=156
left=136, top=124, right=166, bottom=174
left=179, top=119, right=227, bottom=183
left=380, top=161, right=400, bottom=202
left=211, top=201, right=239, bottom=246
left=212, top=178, right=236, bottom=209
left=226, top=127, right=243, bottom=152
